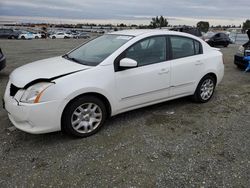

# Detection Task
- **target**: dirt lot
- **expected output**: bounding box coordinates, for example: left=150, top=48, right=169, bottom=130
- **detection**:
left=0, top=39, right=250, bottom=188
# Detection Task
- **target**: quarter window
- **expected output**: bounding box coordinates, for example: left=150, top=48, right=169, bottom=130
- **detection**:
left=170, top=36, right=202, bottom=59
left=125, top=36, right=167, bottom=66
left=194, top=40, right=202, bottom=55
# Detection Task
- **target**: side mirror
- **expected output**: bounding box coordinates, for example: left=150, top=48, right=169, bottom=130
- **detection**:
left=119, top=58, right=138, bottom=68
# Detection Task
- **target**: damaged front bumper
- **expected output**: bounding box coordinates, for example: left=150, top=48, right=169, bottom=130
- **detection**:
left=3, top=81, right=62, bottom=134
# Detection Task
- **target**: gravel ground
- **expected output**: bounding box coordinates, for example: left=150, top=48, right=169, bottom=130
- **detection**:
left=0, top=39, right=249, bottom=188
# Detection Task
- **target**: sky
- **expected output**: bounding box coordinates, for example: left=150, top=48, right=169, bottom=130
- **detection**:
left=0, top=0, right=249, bottom=25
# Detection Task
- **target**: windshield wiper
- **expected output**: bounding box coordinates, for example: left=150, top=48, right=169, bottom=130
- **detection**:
left=62, top=54, right=81, bottom=64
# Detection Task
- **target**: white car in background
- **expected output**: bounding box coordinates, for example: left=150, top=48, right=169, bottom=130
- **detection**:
left=50, top=32, right=71, bottom=39
left=4, top=30, right=224, bottom=138
left=19, top=31, right=41, bottom=39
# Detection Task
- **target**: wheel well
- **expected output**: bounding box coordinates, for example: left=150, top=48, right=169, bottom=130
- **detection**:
left=63, top=92, right=112, bottom=117
left=204, top=73, right=217, bottom=85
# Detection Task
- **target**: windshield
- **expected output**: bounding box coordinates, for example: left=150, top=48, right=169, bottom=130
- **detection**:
left=65, top=34, right=133, bottom=66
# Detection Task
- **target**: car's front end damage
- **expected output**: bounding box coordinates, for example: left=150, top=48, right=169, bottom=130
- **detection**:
left=3, top=56, right=90, bottom=134
left=4, top=81, right=63, bottom=134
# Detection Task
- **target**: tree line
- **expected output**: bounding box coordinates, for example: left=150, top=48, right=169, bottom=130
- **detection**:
left=8, top=16, right=250, bottom=33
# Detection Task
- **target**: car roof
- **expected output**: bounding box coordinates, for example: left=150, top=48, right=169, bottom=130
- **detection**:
left=109, top=29, right=156, bottom=36
left=109, top=29, right=198, bottom=38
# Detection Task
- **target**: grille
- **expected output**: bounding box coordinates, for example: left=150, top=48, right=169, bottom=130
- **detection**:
left=10, top=84, right=20, bottom=97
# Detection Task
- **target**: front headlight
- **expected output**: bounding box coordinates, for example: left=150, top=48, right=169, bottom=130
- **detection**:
left=20, top=82, right=54, bottom=103
left=237, top=46, right=245, bottom=56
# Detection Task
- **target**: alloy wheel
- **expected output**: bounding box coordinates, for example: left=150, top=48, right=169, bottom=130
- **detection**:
left=200, top=79, right=214, bottom=101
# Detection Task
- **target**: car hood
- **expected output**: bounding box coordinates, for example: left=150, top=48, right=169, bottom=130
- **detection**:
left=10, top=56, right=90, bottom=88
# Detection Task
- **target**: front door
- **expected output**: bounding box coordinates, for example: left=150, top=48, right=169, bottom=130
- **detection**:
left=115, top=36, right=171, bottom=110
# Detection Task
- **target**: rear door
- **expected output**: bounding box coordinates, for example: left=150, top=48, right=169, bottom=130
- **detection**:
left=169, top=36, right=204, bottom=97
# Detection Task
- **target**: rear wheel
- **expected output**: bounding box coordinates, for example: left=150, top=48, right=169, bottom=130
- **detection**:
left=62, top=96, right=107, bottom=137
left=52, top=36, right=56, bottom=39
left=192, top=75, right=216, bottom=103
left=21, top=36, right=25, bottom=39
left=35, top=36, right=39, bottom=39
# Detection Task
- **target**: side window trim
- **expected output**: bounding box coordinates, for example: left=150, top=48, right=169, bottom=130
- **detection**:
left=114, top=35, right=170, bottom=72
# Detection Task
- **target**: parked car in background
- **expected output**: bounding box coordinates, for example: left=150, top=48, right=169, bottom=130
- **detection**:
left=202, top=31, right=215, bottom=40
left=0, top=48, right=6, bottom=71
left=18, top=31, right=42, bottom=40
left=50, top=32, right=71, bottom=39
left=170, top=26, right=202, bottom=37
left=234, top=30, right=250, bottom=69
left=70, top=32, right=78, bottom=38
left=206, top=33, right=231, bottom=47
left=0, top=28, right=19, bottom=39
left=66, top=32, right=74, bottom=38
left=74, top=32, right=91, bottom=39
left=47, top=31, right=55, bottom=38
left=4, top=30, right=224, bottom=137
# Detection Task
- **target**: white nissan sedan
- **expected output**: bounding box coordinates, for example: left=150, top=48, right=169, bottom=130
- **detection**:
left=4, top=30, right=224, bottom=137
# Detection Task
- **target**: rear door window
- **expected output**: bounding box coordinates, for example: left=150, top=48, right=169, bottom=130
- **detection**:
left=194, top=40, right=202, bottom=55
left=170, top=36, right=202, bottom=59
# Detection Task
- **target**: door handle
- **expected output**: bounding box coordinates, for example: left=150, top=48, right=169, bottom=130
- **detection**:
left=195, top=61, right=203, bottom=66
left=158, top=68, right=169, bottom=75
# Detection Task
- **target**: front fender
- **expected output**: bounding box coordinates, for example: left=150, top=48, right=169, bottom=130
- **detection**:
left=63, top=87, right=115, bottom=111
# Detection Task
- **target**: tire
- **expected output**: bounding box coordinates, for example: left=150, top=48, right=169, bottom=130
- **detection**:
left=21, top=36, right=25, bottom=39
left=64, top=36, right=67, bottom=39
left=52, top=36, right=56, bottom=39
left=192, top=75, right=216, bottom=103
left=61, top=95, right=107, bottom=137
left=35, top=36, right=39, bottom=39
left=10, top=35, right=15, bottom=39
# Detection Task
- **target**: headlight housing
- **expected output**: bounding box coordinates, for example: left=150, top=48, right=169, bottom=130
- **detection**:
left=237, top=46, right=245, bottom=56
left=20, top=82, right=54, bottom=103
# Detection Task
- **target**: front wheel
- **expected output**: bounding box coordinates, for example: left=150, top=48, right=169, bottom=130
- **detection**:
left=192, top=75, right=216, bottom=103
left=62, top=96, right=107, bottom=137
